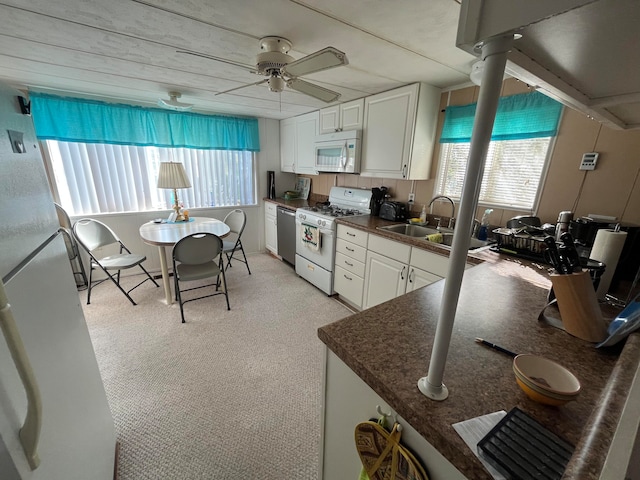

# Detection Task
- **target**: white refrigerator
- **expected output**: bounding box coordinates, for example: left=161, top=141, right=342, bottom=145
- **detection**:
left=0, top=84, right=116, bottom=479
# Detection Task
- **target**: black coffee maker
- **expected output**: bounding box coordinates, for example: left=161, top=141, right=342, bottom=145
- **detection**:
left=370, top=186, right=388, bottom=216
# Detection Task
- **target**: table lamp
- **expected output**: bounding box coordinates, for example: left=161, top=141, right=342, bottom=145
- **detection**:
left=157, top=162, right=192, bottom=221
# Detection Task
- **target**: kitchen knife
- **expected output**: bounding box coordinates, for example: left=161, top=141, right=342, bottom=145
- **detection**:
left=543, top=236, right=568, bottom=274
left=560, top=232, right=582, bottom=273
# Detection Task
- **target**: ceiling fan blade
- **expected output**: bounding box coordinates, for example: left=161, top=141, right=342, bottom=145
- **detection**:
left=216, top=79, right=269, bottom=96
left=176, top=49, right=255, bottom=71
left=286, top=78, right=341, bottom=103
left=281, top=47, right=348, bottom=77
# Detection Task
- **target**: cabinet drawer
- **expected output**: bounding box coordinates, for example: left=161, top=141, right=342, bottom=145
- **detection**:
left=265, top=201, right=277, bottom=216
left=367, top=234, right=411, bottom=264
left=335, top=252, right=366, bottom=277
left=409, top=247, right=449, bottom=277
left=336, top=238, right=367, bottom=263
left=337, top=224, right=368, bottom=247
left=334, top=265, right=364, bottom=309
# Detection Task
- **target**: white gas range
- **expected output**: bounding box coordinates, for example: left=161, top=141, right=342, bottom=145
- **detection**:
left=295, top=186, right=372, bottom=295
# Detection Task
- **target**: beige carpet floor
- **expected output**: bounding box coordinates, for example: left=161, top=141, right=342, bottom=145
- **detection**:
left=81, top=253, right=353, bottom=479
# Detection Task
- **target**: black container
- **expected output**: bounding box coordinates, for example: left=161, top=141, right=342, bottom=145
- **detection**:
left=370, top=186, right=388, bottom=216
left=267, top=170, right=276, bottom=199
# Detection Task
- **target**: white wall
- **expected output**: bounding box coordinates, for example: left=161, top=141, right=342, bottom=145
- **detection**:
left=70, top=117, right=291, bottom=275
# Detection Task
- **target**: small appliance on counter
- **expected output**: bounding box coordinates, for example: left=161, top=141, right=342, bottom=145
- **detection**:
left=370, top=186, right=388, bottom=216
left=379, top=201, right=408, bottom=221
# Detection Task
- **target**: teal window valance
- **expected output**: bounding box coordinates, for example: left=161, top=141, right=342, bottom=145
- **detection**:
left=30, top=93, right=260, bottom=151
left=439, top=91, right=563, bottom=144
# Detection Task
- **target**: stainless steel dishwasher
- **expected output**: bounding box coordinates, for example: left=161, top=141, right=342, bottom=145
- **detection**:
left=277, top=206, right=296, bottom=266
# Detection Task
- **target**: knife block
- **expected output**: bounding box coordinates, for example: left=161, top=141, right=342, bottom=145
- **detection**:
left=550, top=270, right=608, bottom=342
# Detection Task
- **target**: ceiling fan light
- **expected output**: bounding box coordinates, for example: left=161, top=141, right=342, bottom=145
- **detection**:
left=267, top=76, right=286, bottom=93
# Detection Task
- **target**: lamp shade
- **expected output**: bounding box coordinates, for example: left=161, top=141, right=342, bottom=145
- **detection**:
left=157, top=162, right=191, bottom=189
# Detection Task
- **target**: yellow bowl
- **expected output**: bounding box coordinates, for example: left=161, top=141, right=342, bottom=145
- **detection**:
left=514, top=377, right=572, bottom=406
left=513, top=354, right=580, bottom=405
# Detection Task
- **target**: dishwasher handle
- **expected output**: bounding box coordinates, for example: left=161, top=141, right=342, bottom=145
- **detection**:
left=278, top=207, right=296, bottom=217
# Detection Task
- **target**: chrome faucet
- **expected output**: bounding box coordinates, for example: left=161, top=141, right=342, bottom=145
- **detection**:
left=427, top=195, right=455, bottom=229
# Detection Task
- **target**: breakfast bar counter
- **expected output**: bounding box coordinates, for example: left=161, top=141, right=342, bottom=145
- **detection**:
left=318, top=252, right=640, bottom=479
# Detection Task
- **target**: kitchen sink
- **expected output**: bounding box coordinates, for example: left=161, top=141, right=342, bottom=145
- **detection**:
left=377, top=224, right=442, bottom=237
left=377, top=224, right=491, bottom=250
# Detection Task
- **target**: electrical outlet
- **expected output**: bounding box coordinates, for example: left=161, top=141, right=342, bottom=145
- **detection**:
left=408, top=193, right=415, bottom=203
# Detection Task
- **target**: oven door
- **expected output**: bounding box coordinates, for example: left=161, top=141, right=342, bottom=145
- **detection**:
left=295, top=218, right=335, bottom=271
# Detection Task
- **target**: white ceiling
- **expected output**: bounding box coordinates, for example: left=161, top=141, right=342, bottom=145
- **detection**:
left=2, top=0, right=638, bottom=129
left=0, top=0, right=477, bottom=120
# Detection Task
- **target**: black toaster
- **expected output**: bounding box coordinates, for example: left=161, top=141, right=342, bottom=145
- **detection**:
left=379, top=201, right=408, bottom=221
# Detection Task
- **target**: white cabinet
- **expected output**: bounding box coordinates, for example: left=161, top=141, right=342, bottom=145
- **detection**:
left=362, top=235, right=412, bottom=309
left=280, top=117, right=296, bottom=173
left=361, top=83, right=440, bottom=180
left=280, top=111, right=319, bottom=174
left=319, top=98, right=364, bottom=134
left=362, top=235, right=463, bottom=308
left=321, top=348, right=468, bottom=480
left=406, top=266, right=442, bottom=292
left=334, top=224, right=369, bottom=310
left=265, top=201, right=278, bottom=255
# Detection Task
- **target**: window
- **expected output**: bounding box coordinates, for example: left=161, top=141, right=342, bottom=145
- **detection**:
left=434, top=91, right=562, bottom=211
left=46, top=140, right=256, bottom=216
left=29, top=93, right=260, bottom=216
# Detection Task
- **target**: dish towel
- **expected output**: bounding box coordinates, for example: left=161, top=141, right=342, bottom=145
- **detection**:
left=301, top=223, right=320, bottom=251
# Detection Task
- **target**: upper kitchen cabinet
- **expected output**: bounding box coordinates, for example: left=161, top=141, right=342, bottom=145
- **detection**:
left=361, top=83, right=441, bottom=180
left=280, top=111, right=319, bottom=174
left=319, top=99, right=365, bottom=134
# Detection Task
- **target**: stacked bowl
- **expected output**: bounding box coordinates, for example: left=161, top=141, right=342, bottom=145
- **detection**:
left=513, top=354, right=581, bottom=406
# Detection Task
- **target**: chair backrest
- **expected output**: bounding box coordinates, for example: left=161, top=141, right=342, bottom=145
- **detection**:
left=173, top=233, right=222, bottom=265
left=54, top=202, right=72, bottom=229
left=73, top=218, right=120, bottom=252
left=223, top=209, right=246, bottom=236
left=54, top=203, right=78, bottom=258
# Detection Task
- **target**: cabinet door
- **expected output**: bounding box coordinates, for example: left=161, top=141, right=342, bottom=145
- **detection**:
left=265, top=210, right=278, bottom=254
left=334, top=265, right=365, bottom=309
left=406, top=266, right=441, bottom=293
left=280, top=117, right=296, bottom=173
left=363, top=251, right=408, bottom=309
left=340, top=98, right=364, bottom=131
left=319, top=105, right=340, bottom=134
left=295, top=111, right=319, bottom=174
left=361, top=84, right=417, bottom=179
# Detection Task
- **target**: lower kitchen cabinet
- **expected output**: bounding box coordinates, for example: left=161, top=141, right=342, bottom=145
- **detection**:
left=321, top=348, right=467, bottom=480
left=406, top=266, right=442, bottom=292
left=265, top=201, right=278, bottom=255
left=362, top=234, right=411, bottom=309
left=334, top=225, right=369, bottom=309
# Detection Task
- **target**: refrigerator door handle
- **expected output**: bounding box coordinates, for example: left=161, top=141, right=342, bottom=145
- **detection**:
left=0, top=280, right=42, bottom=470
left=0, top=232, right=66, bottom=471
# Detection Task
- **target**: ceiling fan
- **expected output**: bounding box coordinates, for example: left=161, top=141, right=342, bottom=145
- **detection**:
left=179, top=36, right=348, bottom=103
left=157, top=91, right=194, bottom=111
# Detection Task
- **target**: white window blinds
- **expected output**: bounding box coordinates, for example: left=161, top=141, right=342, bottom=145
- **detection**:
left=46, top=141, right=256, bottom=216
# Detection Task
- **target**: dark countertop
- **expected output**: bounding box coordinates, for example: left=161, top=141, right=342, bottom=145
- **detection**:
left=318, top=216, right=638, bottom=479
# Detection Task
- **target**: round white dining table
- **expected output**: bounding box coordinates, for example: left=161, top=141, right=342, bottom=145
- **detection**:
left=139, top=217, right=230, bottom=305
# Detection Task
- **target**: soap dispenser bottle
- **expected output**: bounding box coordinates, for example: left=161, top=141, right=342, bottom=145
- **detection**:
left=477, top=209, right=493, bottom=241
left=419, top=205, right=427, bottom=224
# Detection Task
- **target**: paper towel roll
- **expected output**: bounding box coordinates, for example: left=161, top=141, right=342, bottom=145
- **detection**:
left=590, top=229, right=627, bottom=299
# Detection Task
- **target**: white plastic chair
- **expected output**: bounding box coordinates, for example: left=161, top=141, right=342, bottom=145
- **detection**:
left=172, top=232, right=230, bottom=323
left=73, top=218, right=159, bottom=305
left=222, top=209, right=251, bottom=275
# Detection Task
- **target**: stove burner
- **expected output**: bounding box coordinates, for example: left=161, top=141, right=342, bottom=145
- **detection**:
left=304, top=205, right=363, bottom=217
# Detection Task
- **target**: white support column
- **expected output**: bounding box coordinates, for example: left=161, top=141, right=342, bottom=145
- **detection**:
left=418, top=34, right=516, bottom=401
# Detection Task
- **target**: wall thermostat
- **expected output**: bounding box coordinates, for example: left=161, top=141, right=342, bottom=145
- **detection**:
left=579, top=152, right=599, bottom=170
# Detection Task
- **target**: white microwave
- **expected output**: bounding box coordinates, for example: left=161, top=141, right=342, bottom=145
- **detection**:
left=314, top=130, right=361, bottom=173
